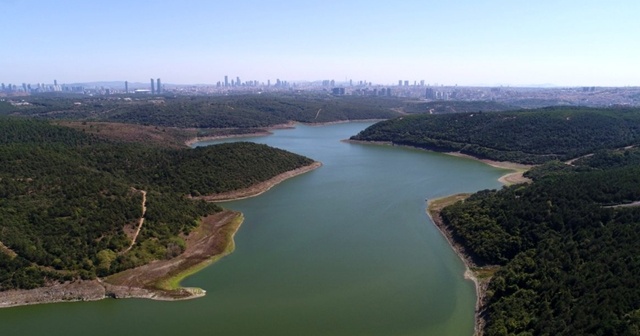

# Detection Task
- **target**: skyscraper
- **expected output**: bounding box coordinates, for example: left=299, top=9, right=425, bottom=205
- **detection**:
left=125, top=81, right=129, bottom=93
left=150, top=78, right=155, bottom=94
left=224, top=76, right=228, bottom=87
left=54, top=79, right=58, bottom=86
left=157, top=78, right=161, bottom=94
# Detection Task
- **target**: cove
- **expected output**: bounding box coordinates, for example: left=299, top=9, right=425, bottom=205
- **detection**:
left=0, top=122, right=506, bottom=336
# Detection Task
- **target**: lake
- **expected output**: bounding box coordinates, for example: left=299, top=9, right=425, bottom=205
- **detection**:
left=0, top=122, right=506, bottom=335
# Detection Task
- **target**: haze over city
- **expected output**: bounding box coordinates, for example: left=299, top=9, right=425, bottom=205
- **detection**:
left=2, top=0, right=639, bottom=87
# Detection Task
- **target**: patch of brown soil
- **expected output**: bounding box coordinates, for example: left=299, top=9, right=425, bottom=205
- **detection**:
left=0, top=241, right=17, bottom=259
left=105, top=210, right=239, bottom=291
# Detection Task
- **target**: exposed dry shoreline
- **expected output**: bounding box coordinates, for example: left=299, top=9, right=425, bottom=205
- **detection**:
left=0, top=162, right=320, bottom=309
left=191, top=161, right=322, bottom=202
left=0, top=211, right=242, bottom=308
left=183, top=122, right=297, bottom=147
left=427, top=195, right=498, bottom=336
left=183, top=131, right=273, bottom=147
left=346, top=139, right=533, bottom=185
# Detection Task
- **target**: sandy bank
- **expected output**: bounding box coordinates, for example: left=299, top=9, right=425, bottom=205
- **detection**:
left=192, top=161, right=322, bottom=202
left=443, top=152, right=533, bottom=186
left=345, top=139, right=533, bottom=186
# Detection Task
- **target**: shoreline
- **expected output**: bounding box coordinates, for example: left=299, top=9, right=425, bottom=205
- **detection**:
left=427, top=195, right=496, bottom=336
left=184, top=119, right=385, bottom=146
left=184, top=131, right=273, bottom=147
left=184, top=121, right=297, bottom=147
left=346, top=139, right=533, bottom=185
left=0, top=211, right=244, bottom=309
left=0, top=160, right=321, bottom=309
left=349, top=139, right=530, bottom=335
left=302, top=118, right=385, bottom=127
left=192, top=161, right=322, bottom=202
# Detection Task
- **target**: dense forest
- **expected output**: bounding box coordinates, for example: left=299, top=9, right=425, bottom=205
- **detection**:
left=351, top=107, right=640, bottom=163
left=440, top=148, right=640, bottom=335
left=0, top=118, right=315, bottom=290
left=1, top=94, right=401, bottom=128
left=401, top=100, right=514, bottom=114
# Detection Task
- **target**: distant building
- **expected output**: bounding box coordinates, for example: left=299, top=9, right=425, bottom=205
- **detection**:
left=150, top=78, right=155, bottom=94
left=331, top=87, right=345, bottom=95
left=224, top=75, right=229, bottom=87
left=157, top=78, right=162, bottom=94
left=125, top=81, right=128, bottom=93
left=426, top=88, right=435, bottom=99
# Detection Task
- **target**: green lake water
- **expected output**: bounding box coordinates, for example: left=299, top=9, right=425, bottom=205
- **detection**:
left=0, top=122, right=506, bottom=335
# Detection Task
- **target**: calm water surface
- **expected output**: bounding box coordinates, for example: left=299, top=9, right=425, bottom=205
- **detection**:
left=0, top=122, right=506, bottom=335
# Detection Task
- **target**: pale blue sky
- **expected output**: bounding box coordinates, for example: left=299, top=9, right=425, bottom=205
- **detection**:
left=2, top=0, right=639, bottom=86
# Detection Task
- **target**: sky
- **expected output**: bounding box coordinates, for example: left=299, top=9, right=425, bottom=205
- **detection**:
left=2, top=0, right=639, bottom=86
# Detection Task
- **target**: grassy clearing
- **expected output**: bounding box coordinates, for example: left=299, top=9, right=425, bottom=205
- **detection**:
left=427, top=193, right=471, bottom=214
left=471, top=266, right=501, bottom=280
left=0, top=241, right=17, bottom=259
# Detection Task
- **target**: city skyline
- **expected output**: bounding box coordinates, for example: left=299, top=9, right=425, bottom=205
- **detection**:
left=2, top=0, right=640, bottom=87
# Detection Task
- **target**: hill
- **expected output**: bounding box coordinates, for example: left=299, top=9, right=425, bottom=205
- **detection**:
left=0, top=118, right=315, bottom=291
left=1, top=94, right=402, bottom=129
left=401, top=100, right=514, bottom=114
left=351, top=106, right=640, bottom=164
left=439, top=148, right=640, bottom=335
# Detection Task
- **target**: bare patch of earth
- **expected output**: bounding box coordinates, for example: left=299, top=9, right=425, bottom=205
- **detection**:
left=0, top=210, right=240, bottom=308
left=105, top=210, right=241, bottom=297
left=0, top=241, right=17, bottom=259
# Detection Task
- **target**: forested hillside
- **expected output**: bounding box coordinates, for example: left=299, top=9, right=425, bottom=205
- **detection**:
left=0, top=118, right=315, bottom=290
left=1, top=94, right=401, bottom=128
left=439, top=148, right=640, bottom=335
left=401, top=100, right=514, bottom=114
left=351, top=107, right=640, bottom=163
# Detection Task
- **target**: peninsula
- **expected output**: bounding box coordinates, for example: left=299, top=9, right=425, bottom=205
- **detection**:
left=0, top=117, right=320, bottom=307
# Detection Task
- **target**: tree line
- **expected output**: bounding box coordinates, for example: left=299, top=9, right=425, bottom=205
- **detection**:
left=440, top=148, right=640, bottom=335
left=351, top=106, right=640, bottom=163
left=1, top=94, right=402, bottom=129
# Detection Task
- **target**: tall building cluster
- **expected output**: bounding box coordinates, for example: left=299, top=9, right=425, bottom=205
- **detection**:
left=1, top=80, right=82, bottom=94
left=149, top=78, right=162, bottom=94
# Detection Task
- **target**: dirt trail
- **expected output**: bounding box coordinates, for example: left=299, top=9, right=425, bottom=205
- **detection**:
left=124, top=189, right=147, bottom=253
